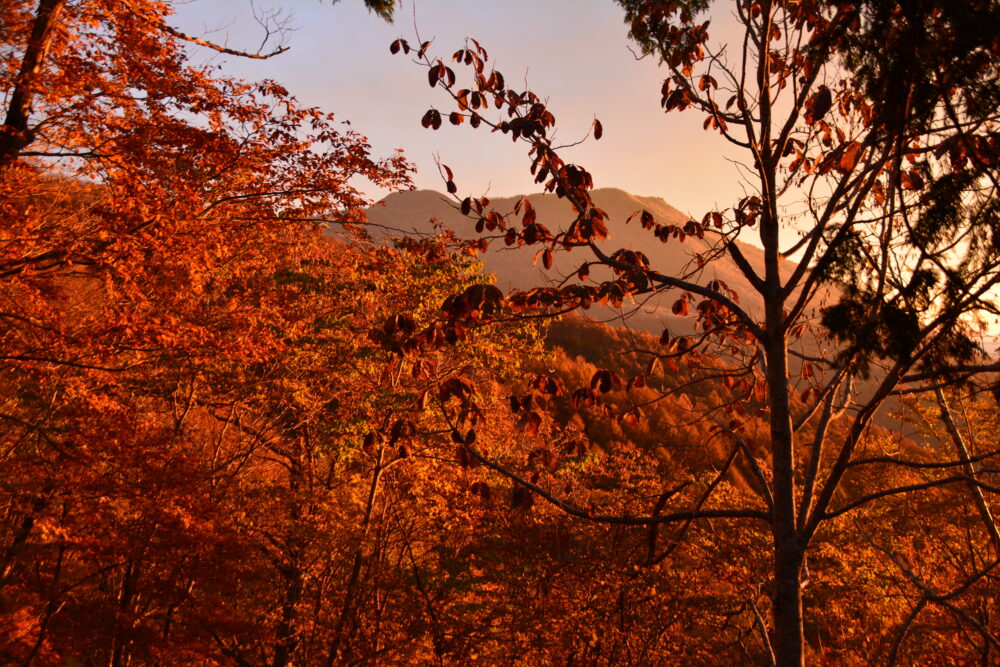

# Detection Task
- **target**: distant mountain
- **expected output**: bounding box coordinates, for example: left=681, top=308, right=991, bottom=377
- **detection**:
left=366, top=187, right=821, bottom=335
left=367, top=189, right=1000, bottom=434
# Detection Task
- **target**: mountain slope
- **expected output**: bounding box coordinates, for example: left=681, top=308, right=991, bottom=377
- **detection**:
left=367, top=187, right=815, bottom=335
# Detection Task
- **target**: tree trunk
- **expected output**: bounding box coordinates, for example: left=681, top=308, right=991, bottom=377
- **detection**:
left=273, top=448, right=307, bottom=667
left=772, top=536, right=804, bottom=666
left=327, top=447, right=385, bottom=666
left=272, top=564, right=304, bottom=667
left=934, top=387, right=1000, bottom=555
left=0, top=0, right=68, bottom=166
left=764, top=291, right=804, bottom=665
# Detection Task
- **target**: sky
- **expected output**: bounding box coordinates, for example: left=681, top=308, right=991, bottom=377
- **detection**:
left=171, top=0, right=749, bottom=218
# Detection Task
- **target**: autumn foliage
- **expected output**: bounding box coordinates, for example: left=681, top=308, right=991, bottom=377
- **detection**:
left=2, top=1, right=1000, bottom=665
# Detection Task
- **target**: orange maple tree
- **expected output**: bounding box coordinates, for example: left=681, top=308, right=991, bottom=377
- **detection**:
left=0, top=1, right=436, bottom=663
left=2, top=4, right=592, bottom=664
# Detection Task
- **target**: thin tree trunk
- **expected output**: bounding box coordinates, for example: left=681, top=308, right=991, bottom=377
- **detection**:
left=272, top=564, right=305, bottom=667
left=273, top=448, right=308, bottom=667
left=0, top=0, right=68, bottom=166
left=109, top=562, right=138, bottom=667
left=755, top=0, right=805, bottom=656
left=761, top=151, right=804, bottom=667
left=934, top=387, right=1000, bottom=555
left=326, top=447, right=385, bottom=666
left=765, top=326, right=805, bottom=667
left=772, top=537, right=804, bottom=666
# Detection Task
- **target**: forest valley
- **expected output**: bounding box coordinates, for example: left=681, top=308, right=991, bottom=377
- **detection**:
left=1, top=0, right=999, bottom=665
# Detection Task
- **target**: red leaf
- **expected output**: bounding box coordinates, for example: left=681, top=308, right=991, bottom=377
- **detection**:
left=901, top=169, right=924, bottom=190
left=470, top=481, right=491, bottom=501
left=591, top=370, right=623, bottom=393
left=839, top=141, right=863, bottom=172
left=518, top=411, right=543, bottom=438
left=805, top=86, right=832, bottom=124
left=511, top=485, right=534, bottom=509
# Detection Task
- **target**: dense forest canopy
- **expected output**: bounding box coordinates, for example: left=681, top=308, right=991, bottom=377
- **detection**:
left=1, top=1, right=998, bottom=665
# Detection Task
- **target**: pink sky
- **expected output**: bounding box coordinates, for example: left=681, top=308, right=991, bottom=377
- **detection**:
left=172, top=0, right=748, bottom=218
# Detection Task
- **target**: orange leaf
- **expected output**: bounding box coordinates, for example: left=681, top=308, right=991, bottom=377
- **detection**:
left=839, top=141, right=863, bottom=172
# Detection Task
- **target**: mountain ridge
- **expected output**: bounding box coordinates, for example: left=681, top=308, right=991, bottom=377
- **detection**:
left=366, top=187, right=801, bottom=335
